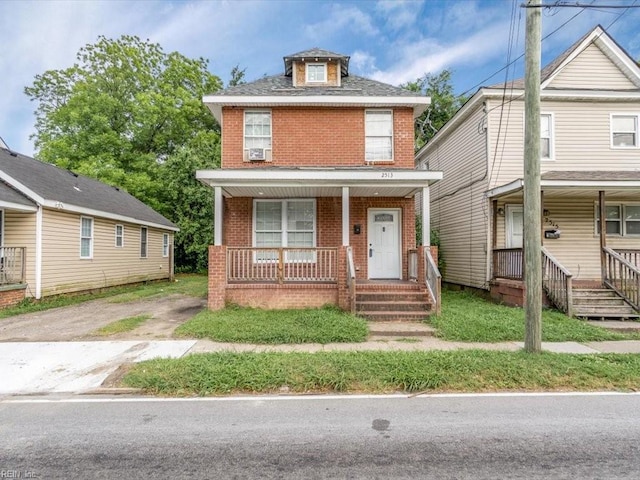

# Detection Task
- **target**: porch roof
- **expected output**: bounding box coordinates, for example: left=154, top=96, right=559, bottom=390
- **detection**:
left=196, top=167, right=443, bottom=198
left=0, top=181, right=36, bottom=212
left=486, top=171, right=640, bottom=200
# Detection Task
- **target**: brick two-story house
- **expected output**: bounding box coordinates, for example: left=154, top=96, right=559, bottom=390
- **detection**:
left=197, top=48, right=442, bottom=318
left=416, top=26, right=640, bottom=319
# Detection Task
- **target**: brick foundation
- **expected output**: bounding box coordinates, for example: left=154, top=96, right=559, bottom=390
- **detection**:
left=0, top=284, right=26, bottom=308
left=490, top=278, right=551, bottom=307
left=226, top=283, right=338, bottom=309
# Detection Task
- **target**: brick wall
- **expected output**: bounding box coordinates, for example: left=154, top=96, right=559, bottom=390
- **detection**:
left=221, top=106, right=415, bottom=168
left=226, top=284, right=338, bottom=309
left=208, top=246, right=227, bottom=310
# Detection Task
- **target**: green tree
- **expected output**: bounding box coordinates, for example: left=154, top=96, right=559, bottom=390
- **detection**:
left=25, top=35, right=223, bottom=270
left=228, top=64, right=246, bottom=87
left=402, top=70, right=467, bottom=151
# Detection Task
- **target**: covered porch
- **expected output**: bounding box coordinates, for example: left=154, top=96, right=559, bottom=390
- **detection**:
left=197, top=167, right=442, bottom=318
left=487, top=171, right=640, bottom=318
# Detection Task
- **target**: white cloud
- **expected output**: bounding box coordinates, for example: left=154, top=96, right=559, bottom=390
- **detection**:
left=304, top=4, right=378, bottom=41
left=349, top=50, right=378, bottom=76
left=375, top=0, right=420, bottom=31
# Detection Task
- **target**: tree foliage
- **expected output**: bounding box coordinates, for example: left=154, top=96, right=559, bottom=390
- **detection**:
left=25, top=35, right=223, bottom=270
left=402, top=70, right=468, bottom=151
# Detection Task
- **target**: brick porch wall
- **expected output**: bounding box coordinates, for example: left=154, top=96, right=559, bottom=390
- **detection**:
left=0, top=285, right=26, bottom=308
left=226, top=284, right=338, bottom=309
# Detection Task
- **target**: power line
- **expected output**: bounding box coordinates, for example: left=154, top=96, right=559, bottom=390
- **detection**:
left=522, top=2, right=640, bottom=7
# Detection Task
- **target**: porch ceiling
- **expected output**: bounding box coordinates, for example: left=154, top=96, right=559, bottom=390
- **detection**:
left=196, top=168, right=442, bottom=198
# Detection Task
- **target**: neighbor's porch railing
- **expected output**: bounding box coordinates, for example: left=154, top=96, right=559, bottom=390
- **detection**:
left=492, top=248, right=523, bottom=280
left=226, top=247, right=338, bottom=283
left=425, top=248, right=442, bottom=315
left=542, top=246, right=573, bottom=317
left=0, top=246, right=26, bottom=285
left=603, top=247, right=640, bottom=311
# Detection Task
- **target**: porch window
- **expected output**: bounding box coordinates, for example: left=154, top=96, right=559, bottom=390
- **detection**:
left=540, top=114, right=553, bottom=159
left=115, top=224, right=124, bottom=248
left=306, top=63, right=327, bottom=83
left=140, top=227, right=148, bottom=258
left=596, top=205, right=622, bottom=235
left=254, top=199, right=316, bottom=261
left=611, top=115, right=638, bottom=148
left=365, top=110, right=393, bottom=162
left=596, top=204, right=640, bottom=236
left=80, top=217, right=93, bottom=259
left=625, top=205, right=640, bottom=235
left=244, top=111, right=272, bottom=159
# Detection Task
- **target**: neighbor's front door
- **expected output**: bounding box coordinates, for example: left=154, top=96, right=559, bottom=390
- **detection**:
left=367, top=209, right=401, bottom=279
left=506, top=205, right=524, bottom=248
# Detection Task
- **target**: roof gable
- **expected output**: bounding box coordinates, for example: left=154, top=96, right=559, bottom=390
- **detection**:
left=283, top=48, right=350, bottom=77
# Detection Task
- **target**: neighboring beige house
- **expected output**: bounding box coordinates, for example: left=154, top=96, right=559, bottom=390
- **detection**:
left=416, top=25, right=640, bottom=318
left=0, top=146, right=178, bottom=306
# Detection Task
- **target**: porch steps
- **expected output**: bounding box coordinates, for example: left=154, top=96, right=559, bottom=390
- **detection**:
left=572, top=288, right=640, bottom=320
left=355, top=283, right=432, bottom=322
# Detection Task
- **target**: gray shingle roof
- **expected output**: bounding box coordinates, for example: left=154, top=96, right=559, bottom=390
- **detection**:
left=0, top=180, right=34, bottom=207
left=283, top=48, right=350, bottom=76
left=213, top=74, right=417, bottom=98
left=0, top=148, right=177, bottom=229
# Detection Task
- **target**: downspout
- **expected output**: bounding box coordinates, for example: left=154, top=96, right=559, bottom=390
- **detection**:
left=35, top=203, right=43, bottom=299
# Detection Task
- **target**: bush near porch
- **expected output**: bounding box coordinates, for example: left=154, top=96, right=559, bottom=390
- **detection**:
left=428, top=289, right=638, bottom=343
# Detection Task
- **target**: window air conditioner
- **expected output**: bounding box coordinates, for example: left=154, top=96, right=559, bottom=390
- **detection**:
left=248, top=148, right=266, bottom=161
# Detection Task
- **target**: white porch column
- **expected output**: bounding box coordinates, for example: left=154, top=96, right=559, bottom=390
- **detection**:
left=214, top=186, right=223, bottom=246
left=421, top=186, right=430, bottom=246
left=342, top=187, right=350, bottom=246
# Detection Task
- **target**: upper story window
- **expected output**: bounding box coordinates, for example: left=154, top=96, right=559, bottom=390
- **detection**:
left=611, top=114, right=638, bottom=148
left=306, top=63, right=327, bottom=83
left=365, top=110, right=393, bottom=162
left=540, top=113, right=554, bottom=160
left=244, top=111, right=272, bottom=160
left=80, top=216, right=93, bottom=259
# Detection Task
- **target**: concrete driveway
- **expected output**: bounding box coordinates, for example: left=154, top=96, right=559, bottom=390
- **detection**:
left=0, top=294, right=206, bottom=395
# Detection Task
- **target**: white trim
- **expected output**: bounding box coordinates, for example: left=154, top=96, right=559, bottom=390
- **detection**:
left=305, top=63, right=327, bottom=83
left=0, top=209, right=4, bottom=246
left=243, top=109, right=272, bottom=161
left=115, top=224, right=124, bottom=248
left=252, top=198, right=317, bottom=251
left=35, top=205, right=42, bottom=299
left=485, top=179, right=524, bottom=199
left=486, top=178, right=640, bottom=198
left=214, top=187, right=223, bottom=246
left=342, top=187, right=349, bottom=246
left=0, top=170, right=45, bottom=205
left=80, top=216, right=94, bottom=259
left=41, top=200, right=178, bottom=231
left=367, top=208, right=402, bottom=280
left=0, top=201, right=37, bottom=212
left=610, top=113, right=639, bottom=149
left=540, top=112, right=555, bottom=161
left=505, top=205, right=523, bottom=248
left=162, top=233, right=169, bottom=257
left=140, top=226, right=148, bottom=259
left=421, top=186, right=430, bottom=247
left=204, top=95, right=431, bottom=122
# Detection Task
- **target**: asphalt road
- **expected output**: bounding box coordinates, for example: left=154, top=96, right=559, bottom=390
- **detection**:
left=2, top=393, right=640, bottom=479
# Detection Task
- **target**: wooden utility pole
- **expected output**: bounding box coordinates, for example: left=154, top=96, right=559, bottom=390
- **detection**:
left=524, top=0, right=542, bottom=353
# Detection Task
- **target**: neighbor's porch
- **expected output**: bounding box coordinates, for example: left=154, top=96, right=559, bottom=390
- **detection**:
left=487, top=172, right=640, bottom=318
left=197, top=167, right=443, bottom=318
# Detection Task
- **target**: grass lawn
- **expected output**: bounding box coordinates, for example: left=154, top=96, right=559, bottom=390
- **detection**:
left=93, top=314, right=153, bottom=336
left=0, top=274, right=207, bottom=319
left=123, top=350, right=640, bottom=396
left=175, top=305, right=368, bottom=344
left=427, top=289, right=638, bottom=343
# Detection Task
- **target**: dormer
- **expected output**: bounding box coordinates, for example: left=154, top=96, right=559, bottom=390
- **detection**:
left=283, top=48, right=350, bottom=88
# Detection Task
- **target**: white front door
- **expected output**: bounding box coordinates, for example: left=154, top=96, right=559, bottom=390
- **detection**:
left=506, top=205, right=524, bottom=248
left=368, top=209, right=401, bottom=279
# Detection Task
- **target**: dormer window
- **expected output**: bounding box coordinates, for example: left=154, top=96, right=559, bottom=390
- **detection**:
left=306, top=63, right=327, bottom=83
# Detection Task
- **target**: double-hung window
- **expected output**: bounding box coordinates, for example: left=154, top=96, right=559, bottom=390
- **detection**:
left=611, top=115, right=638, bottom=148
left=244, top=111, right=272, bottom=160
left=365, top=110, right=393, bottom=162
left=115, top=224, right=124, bottom=248
left=596, top=204, right=640, bottom=236
left=162, top=233, right=169, bottom=257
left=140, top=227, right=148, bottom=258
left=80, top=217, right=93, bottom=259
left=254, top=199, right=316, bottom=261
left=540, top=113, right=554, bottom=160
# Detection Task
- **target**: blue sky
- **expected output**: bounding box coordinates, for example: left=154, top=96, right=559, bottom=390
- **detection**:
left=1, top=0, right=639, bottom=156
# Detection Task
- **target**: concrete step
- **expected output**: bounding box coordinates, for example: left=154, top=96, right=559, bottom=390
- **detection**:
left=356, top=301, right=430, bottom=312
left=359, top=311, right=431, bottom=322
left=572, top=289, right=620, bottom=298
left=368, top=321, right=435, bottom=337
left=573, top=296, right=629, bottom=306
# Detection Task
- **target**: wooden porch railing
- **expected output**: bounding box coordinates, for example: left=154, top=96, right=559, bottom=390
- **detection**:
left=492, top=248, right=523, bottom=280
left=0, top=247, right=26, bottom=285
left=542, top=247, right=573, bottom=317
left=615, top=249, right=640, bottom=269
left=603, top=247, right=640, bottom=311
left=425, top=248, right=442, bottom=315
left=346, top=246, right=356, bottom=314
left=408, top=249, right=418, bottom=282
left=226, top=247, right=338, bottom=283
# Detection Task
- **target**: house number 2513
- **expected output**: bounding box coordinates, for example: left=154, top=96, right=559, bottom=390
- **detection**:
left=381, top=172, right=393, bottom=179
